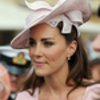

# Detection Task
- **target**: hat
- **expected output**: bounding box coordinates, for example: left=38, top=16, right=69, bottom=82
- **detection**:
left=0, top=64, right=11, bottom=100
left=93, top=34, right=100, bottom=51
left=11, top=0, right=92, bottom=49
left=0, top=46, right=31, bottom=76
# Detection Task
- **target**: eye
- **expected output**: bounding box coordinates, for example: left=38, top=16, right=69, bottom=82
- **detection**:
left=29, top=40, right=36, bottom=46
left=29, top=38, right=36, bottom=47
left=44, top=41, right=54, bottom=47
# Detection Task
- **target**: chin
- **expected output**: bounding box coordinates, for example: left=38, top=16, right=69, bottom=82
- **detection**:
left=35, top=70, right=50, bottom=77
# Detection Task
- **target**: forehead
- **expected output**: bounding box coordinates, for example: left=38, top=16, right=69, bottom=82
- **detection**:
left=30, top=23, right=61, bottom=38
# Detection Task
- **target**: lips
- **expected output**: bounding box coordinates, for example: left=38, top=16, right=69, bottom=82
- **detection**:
left=34, top=61, right=46, bottom=67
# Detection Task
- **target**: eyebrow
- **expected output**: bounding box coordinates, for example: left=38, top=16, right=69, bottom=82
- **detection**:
left=29, top=38, right=34, bottom=41
left=41, top=38, right=54, bottom=41
left=29, top=37, right=54, bottom=42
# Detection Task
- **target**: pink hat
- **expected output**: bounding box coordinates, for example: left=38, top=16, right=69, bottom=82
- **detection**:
left=11, top=0, right=92, bottom=49
left=0, top=64, right=11, bottom=100
left=93, top=34, right=100, bottom=51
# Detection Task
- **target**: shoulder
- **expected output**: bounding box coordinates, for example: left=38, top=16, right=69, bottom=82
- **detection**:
left=70, top=84, right=100, bottom=100
left=16, top=88, right=39, bottom=100
left=85, top=84, right=100, bottom=94
left=16, top=91, right=32, bottom=100
left=69, top=86, right=86, bottom=100
left=83, top=84, right=100, bottom=100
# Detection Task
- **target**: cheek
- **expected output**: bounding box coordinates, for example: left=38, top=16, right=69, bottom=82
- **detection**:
left=45, top=47, right=67, bottom=61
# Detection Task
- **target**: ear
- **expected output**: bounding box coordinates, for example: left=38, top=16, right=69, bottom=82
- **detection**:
left=66, top=40, right=77, bottom=57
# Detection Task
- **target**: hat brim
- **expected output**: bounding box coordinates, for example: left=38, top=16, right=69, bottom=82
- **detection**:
left=11, top=1, right=66, bottom=49
left=11, top=15, right=48, bottom=49
left=93, top=34, right=100, bottom=51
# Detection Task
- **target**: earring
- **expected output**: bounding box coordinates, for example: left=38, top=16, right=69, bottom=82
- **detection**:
left=68, top=56, right=71, bottom=60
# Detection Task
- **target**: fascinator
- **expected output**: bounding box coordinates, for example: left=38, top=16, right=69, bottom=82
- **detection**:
left=11, top=0, right=92, bottom=49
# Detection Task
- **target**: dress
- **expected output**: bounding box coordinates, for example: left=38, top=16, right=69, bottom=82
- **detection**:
left=16, top=88, right=39, bottom=100
left=16, top=84, right=100, bottom=100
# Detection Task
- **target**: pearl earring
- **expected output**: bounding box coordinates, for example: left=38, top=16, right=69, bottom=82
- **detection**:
left=68, top=56, right=71, bottom=60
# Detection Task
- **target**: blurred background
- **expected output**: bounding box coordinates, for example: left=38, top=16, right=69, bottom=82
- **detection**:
left=0, top=0, right=100, bottom=59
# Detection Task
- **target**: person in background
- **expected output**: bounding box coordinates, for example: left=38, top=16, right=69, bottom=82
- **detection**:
left=89, top=58, right=100, bottom=81
left=0, top=64, right=11, bottom=100
left=0, top=46, right=32, bottom=100
left=11, top=0, right=100, bottom=100
left=93, top=34, right=100, bottom=51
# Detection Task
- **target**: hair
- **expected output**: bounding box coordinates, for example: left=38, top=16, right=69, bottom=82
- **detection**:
left=21, top=22, right=92, bottom=98
left=57, top=22, right=90, bottom=97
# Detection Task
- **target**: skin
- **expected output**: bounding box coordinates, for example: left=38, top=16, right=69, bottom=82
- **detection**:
left=29, top=24, right=69, bottom=77
left=91, top=64, right=100, bottom=81
left=93, top=34, right=100, bottom=51
left=28, top=23, right=86, bottom=100
left=0, top=64, right=11, bottom=100
left=9, top=73, right=28, bottom=93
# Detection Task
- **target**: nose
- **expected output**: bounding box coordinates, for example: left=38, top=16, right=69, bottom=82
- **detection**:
left=29, top=45, right=42, bottom=58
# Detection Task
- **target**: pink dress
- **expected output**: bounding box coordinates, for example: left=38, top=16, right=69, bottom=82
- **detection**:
left=16, top=84, right=100, bottom=100
left=16, top=88, right=39, bottom=100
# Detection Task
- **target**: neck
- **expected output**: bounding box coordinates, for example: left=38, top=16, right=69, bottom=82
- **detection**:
left=42, top=62, right=69, bottom=94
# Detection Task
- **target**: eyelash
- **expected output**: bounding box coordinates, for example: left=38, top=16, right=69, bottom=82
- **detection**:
left=29, top=40, right=54, bottom=47
left=44, top=41, right=54, bottom=47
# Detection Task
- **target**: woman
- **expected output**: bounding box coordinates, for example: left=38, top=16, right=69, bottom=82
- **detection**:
left=11, top=0, right=100, bottom=100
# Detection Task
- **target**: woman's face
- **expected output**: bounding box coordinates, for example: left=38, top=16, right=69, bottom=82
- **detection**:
left=29, top=23, right=70, bottom=76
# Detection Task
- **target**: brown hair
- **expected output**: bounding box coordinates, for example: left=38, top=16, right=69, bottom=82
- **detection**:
left=57, top=22, right=90, bottom=96
left=21, top=22, right=90, bottom=97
